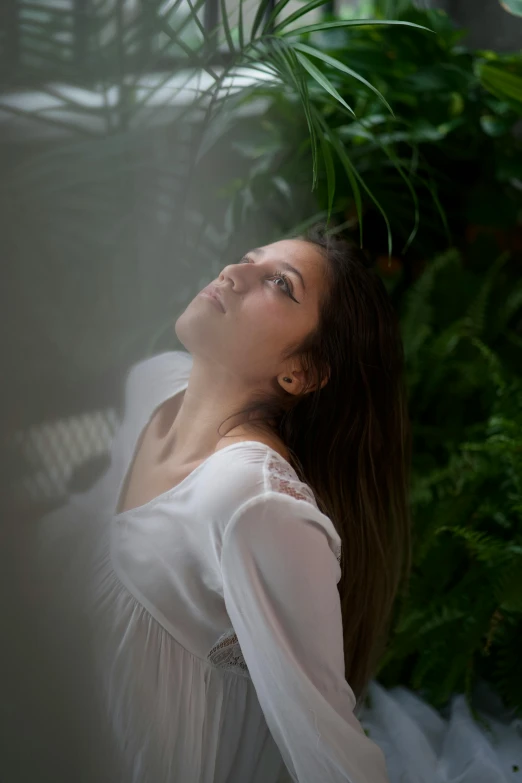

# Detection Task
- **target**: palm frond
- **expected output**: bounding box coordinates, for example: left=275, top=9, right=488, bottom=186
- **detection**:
left=280, top=18, right=434, bottom=38
left=318, top=130, right=335, bottom=223
left=219, top=0, right=236, bottom=55
left=316, top=108, right=392, bottom=254
left=270, top=0, right=338, bottom=34
left=291, top=42, right=395, bottom=116
left=294, top=50, right=355, bottom=118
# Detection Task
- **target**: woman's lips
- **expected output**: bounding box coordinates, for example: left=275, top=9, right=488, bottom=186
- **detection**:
left=199, top=287, right=225, bottom=312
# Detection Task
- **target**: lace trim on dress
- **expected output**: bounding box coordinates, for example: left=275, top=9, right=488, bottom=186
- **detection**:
left=266, top=454, right=342, bottom=565
left=266, top=453, right=317, bottom=505
left=207, top=628, right=250, bottom=678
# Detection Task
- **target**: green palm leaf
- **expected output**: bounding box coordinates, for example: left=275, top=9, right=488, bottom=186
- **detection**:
left=250, top=0, right=275, bottom=41
left=294, top=51, right=356, bottom=118
left=318, top=131, right=336, bottom=223
left=237, top=0, right=245, bottom=48
left=269, top=0, right=340, bottom=34
left=324, top=127, right=364, bottom=247
left=219, top=0, right=236, bottom=54
left=270, top=40, right=319, bottom=189
left=292, top=42, right=394, bottom=116
left=477, top=61, right=522, bottom=106
left=280, top=18, right=433, bottom=37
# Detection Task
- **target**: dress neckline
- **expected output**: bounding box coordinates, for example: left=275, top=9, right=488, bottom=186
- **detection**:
left=113, top=439, right=289, bottom=521
left=113, top=370, right=295, bottom=521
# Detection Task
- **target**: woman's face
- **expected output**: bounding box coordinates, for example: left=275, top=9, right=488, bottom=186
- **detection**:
left=175, top=239, right=328, bottom=387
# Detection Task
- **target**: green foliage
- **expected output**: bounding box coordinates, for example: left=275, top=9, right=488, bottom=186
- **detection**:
left=1, top=0, right=433, bottom=246
left=300, top=6, right=522, bottom=257
left=376, top=249, right=522, bottom=719
left=476, top=55, right=522, bottom=108
left=198, top=2, right=522, bottom=262
left=2, top=0, right=436, bottom=377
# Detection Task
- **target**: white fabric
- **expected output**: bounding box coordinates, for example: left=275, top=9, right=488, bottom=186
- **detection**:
left=3, top=350, right=520, bottom=783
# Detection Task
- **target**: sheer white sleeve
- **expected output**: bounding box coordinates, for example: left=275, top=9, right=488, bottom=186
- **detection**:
left=221, top=495, right=391, bottom=783
left=123, top=350, right=192, bottom=416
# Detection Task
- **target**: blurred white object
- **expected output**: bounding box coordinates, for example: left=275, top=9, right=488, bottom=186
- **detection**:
left=354, top=679, right=521, bottom=783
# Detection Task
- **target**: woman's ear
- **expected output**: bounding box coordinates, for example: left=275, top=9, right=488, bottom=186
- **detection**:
left=283, top=365, right=330, bottom=395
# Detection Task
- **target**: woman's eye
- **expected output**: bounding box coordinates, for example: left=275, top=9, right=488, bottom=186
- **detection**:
left=237, top=257, right=295, bottom=299
left=271, top=272, right=293, bottom=296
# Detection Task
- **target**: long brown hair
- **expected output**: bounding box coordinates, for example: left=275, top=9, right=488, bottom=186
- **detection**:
left=217, top=222, right=413, bottom=709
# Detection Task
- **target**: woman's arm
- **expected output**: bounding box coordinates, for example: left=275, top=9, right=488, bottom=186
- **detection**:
left=221, top=495, right=390, bottom=783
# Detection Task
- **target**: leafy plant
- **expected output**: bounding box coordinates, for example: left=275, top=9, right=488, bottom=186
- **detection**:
left=1, top=0, right=436, bottom=386
left=191, top=3, right=522, bottom=269
left=293, top=5, right=522, bottom=261
left=476, top=52, right=522, bottom=108
left=375, top=247, right=522, bottom=719
left=1, top=1, right=432, bottom=240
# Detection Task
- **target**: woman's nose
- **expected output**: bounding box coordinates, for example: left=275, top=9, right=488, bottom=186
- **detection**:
left=218, top=262, right=250, bottom=291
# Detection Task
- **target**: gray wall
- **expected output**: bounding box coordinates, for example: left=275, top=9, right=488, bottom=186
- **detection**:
left=418, top=0, right=522, bottom=51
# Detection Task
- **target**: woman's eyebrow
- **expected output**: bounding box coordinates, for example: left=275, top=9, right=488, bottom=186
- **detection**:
left=249, top=248, right=307, bottom=292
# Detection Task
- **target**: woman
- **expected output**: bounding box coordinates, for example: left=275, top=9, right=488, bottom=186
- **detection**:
left=10, top=223, right=412, bottom=783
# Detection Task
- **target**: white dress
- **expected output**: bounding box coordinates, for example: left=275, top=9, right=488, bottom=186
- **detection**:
left=6, top=350, right=389, bottom=783
left=5, top=351, right=519, bottom=783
